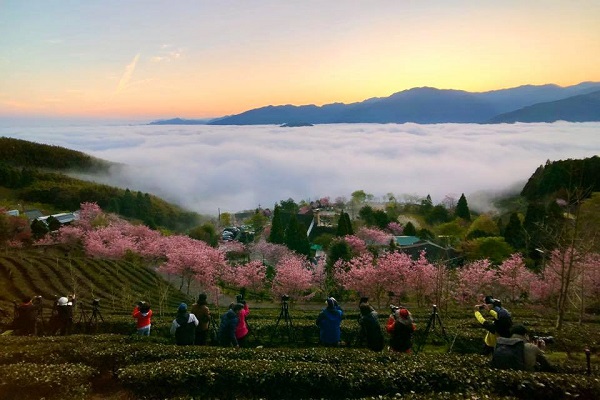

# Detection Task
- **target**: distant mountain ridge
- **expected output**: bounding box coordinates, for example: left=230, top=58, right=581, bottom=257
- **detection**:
left=149, top=82, right=600, bottom=125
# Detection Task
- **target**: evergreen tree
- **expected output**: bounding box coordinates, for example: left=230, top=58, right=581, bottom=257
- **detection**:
left=503, top=212, right=525, bottom=250
left=268, top=205, right=285, bottom=244
left=284, top=214, right=310, bottom=256
left=455, top=193, right=471, bottom=221
left=403, top=221, right=417, bottom=236
left=344, top=212, right=354, bottom=235
left=46, top=215, right=61, bottom=231
left=30, top=219, right=49, bottom=240
left=336, top=212, right=353, bottom=236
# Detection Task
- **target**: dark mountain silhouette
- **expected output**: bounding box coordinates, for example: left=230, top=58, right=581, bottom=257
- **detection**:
left=487, top=90, right=600, bottom=123
left=148, top=82, right=600, bottom=125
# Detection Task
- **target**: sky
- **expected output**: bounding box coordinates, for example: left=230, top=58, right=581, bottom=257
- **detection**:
left=1, top=1, right=600, bottom=120
left=2, top=122, right=599, bottom=215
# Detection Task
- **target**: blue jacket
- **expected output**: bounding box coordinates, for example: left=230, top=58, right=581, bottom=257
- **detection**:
left=218, top=309, right=239, bottom=347
left=316, top=306, right=343, bottom=345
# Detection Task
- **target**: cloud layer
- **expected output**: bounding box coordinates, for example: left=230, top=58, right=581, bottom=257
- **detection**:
left=2, top=122, right=599, bottom=215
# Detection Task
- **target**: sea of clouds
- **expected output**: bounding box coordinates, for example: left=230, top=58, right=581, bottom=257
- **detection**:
left=1, top=122, right=599, bottom=216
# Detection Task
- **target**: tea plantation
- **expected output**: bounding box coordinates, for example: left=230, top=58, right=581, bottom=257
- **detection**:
left=0, top=252, right=599, bottom=399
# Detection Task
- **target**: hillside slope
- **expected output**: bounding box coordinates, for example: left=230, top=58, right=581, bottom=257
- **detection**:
left=0, top=250, right=188, bottom=317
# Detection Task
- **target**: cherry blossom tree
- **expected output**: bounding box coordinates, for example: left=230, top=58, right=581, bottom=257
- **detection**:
left=495, top=253, right=537, bottom=303
left=405, top=251, right=437, bottom=307
left=222, top=260, right=267, bottom=293
left=249, top=239, right=294, bottom=266
left=387, top=222, right=404, bottom=236
left=343, top=235, right=368, bottom=255
left=356, top=227, right=394, bottom=246
left=454, top=259, right=497, bottom=304
left=159, top=235, right=227, bottom=295
left=271, top=254, right=314, bottom=300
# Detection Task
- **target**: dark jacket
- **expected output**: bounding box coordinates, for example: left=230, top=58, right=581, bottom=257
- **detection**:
left=359, top=310, right=384, bottom=351
left=218, top=309, right=239, bottom=347
left=171, top=312, right=199, bottom=345
left=316, top=305, right=343, bottom=346
left=387, top=316, right=416, bottom=353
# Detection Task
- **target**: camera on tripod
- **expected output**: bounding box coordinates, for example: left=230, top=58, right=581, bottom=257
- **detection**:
left=281, top=294, right=290, bottom=302
left=533, top=335, right=555, bottom=345
left=91, top=299, right=100, bottom=308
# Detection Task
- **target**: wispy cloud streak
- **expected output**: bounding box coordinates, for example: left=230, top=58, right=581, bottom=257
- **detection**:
left=115, top=54, right=140, bottom=94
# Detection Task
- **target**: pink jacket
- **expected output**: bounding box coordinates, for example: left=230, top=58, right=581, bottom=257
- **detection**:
left=235, top=303, right=250, bottom=339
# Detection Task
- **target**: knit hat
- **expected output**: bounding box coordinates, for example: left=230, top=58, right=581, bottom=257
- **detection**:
left=399, top=308, right=409, bottom=319
left=326, top=298, right=335, bottom=308
left=178, top=303, right=187, bottom=312
left=57, top=297, right=68, bottom=306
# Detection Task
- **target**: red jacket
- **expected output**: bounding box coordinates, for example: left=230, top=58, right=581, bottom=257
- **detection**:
left=132, top=306, right=152, bottom=329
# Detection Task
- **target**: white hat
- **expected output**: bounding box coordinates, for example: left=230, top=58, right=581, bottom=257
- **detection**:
left=57, top=297, right=68, bottom=306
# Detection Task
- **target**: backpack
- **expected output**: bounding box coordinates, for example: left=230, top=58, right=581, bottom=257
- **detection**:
left=491, top=337, right=525, bottom=370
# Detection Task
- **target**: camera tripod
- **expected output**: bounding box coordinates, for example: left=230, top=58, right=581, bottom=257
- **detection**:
left=270, top=299, right=294, bottom=343
left=414, top=304, right=449, bottom=354
left=87, top=304, right=104, bottom=333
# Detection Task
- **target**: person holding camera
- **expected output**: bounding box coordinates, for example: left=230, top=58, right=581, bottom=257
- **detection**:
left=316, top=297, right=343, bottom=347
left=474, top=296, right=513, bottom=355
left=191, top=293, right=211, bottom=345
left=386, top=306, right=416, bottom=353
left=234, top=294, right=250, bottom=347
left=171, top=303, right=199, bottom=346
left=491, top=324, right=556, bottom=372
left=13, top=296, right=40, bottom=336
left=132, top=300, right=153, bottom=336
left=53, top=294, right=76, bottom=335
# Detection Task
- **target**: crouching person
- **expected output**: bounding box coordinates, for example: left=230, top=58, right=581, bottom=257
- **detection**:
left=170, top=303, right=199, bottom=346
left=491, top=324, right=556, bottom=372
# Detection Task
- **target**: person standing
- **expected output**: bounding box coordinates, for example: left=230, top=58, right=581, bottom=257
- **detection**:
left=387, top=307, right=416, bottom=353
left=53, top=295, right=76, bottom=335
left=191, top=293, right=211, bottom=345
left=132, top=301, right=153, bottom=336
left=218, top=303, right=242, bottom=348
left=234, top=295, right=250, bottom=347
left=170, top=303, right=199, bottom=346
left=358, top=303, right=384, bottom=352
left=316, top=297, right=343, bottom=347
left=13, top=296, right=38, bottom=336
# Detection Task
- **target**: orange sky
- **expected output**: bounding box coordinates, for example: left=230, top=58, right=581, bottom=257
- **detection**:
left=1, top=1, right=599, bottom=120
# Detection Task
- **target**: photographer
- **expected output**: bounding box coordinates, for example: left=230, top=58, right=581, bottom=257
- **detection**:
left=218, top=303, right=243, bottom=348
left=171, top=303, right=199, bottom=346
left=233, top=294, right=250, bottom=347
left=190, top=293, right=211, bottom=345
left=51, top=294, right=75, bottom=335
left=491, top=324, right=556, bottom=372
left=386, top=306, right=416, bottom=353
left=474, top=303, right=497, bottom=355
left=316, top=297, right=343, bottom=347
left=132, top=300, right=153, bottom=336
left=13, top=296, right=39, bottom=336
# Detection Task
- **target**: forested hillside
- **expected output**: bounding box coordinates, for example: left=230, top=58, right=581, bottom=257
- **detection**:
left=521, top=156, right=600, bottom=201
left=0, top=137, right=204, bottom=231
left=0, top=137, right=111, bottom=172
